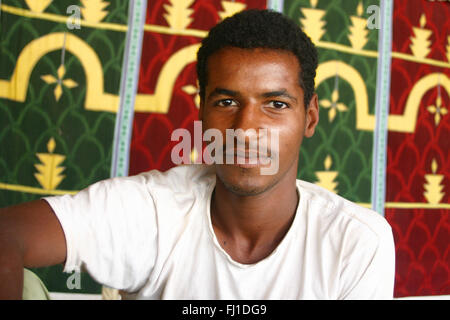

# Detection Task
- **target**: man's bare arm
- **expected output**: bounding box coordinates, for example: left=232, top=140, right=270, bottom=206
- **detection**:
left=0, top=200, right=66, bottom=299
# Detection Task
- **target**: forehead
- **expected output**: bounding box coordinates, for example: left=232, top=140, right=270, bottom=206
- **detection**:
left=206, top=47, right=301, bottom=88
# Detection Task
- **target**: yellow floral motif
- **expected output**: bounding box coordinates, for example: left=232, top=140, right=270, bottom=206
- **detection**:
left=34, top=138, right=66, bottom=191
left=410, top=14, right=432, bottom=59
left=41, top=65, right=78, bottom=101
left=25, top=0, right=53, bottom=13
left=315, top=155, right=338, bottom=194
left=219, top=1, right=246, bottom=20
left=319, top=89, right=348, bottom=122
left=300, top=2, right=326, bottom=44
left=348, top=2, right=369, bottom=50
left=182, top=83, right=200, bottom=109
left=163, top=0, right=195, bottom=30
left=81, top=0, right=110, bottom=23
left=427, top=95, right=447, bottom=126
left=424, top=159, right=445, bottom=204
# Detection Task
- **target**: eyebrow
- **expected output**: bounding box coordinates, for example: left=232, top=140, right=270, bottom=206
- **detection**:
left=207, top=88, right=298, bottom=103
left=207, top=88, right=239, bottom=100
left=261, top=90, right=298, bottom=103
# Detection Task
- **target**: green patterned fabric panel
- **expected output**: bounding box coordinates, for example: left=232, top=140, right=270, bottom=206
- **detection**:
left=285, top=0, right=380, bottom=204
left=0, top=2, right=128, bottom=203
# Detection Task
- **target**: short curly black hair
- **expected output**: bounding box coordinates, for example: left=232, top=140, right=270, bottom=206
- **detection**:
left=197, top=9, right=318, bottom=108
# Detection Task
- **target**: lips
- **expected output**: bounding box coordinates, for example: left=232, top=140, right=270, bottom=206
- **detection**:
left=223, top=149, right=271, bottom=167
left=225, top=149, right=260, bottom=158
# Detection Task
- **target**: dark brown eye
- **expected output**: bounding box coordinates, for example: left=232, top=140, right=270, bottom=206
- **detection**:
left=216, top=99, right=237, bottom=107
left=269, top=101, right=288, bottom=109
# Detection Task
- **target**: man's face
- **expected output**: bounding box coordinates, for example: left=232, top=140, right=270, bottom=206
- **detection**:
left=200, top=47, right=318, bottom=196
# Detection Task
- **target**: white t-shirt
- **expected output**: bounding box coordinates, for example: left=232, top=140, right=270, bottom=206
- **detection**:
left=44, top=164, right=395, bottom=299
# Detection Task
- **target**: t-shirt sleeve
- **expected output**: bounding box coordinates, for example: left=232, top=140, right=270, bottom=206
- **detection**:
left=43, top=174, right=158, bottom=293
left=338, top=215, right=396, bottom=300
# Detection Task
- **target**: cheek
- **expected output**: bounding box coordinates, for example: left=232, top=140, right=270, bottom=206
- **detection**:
left=202, top=109, right=228, bottom=131
left=279, top=116, right=304, bottom=142
left=201, top=117, right=216, bottom=135
left=276, top=122, right=304, bottom=160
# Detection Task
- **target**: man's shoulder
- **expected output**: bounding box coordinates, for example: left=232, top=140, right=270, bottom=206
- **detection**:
left=139, top=164, right=215, bottom=192
left=79, top=165, right=215, bottom=199
left=296, top=179, right=392, bottom=239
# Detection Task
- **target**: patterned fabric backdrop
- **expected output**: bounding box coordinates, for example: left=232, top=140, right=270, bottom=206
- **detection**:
left=0, top=0, right=131, bottom=294
left=0, top=0, right=448, bottom=299
left=384, top=0, right=449, bottom=297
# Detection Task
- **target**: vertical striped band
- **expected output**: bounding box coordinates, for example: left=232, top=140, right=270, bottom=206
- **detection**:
left=371, top=0, right=393, bottom=215
left=111, top=0, right=147, bottom=177
left=267, top=0, right=284, bottom=12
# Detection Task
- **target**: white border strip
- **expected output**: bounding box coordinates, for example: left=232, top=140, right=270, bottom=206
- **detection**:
left=371, top=0, right=393, bottom=216
left=111, top=0, right=147, bottom=177
left=267, top=0, right=284, bottom=12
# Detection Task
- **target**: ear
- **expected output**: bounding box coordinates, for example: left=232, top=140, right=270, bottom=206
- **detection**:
left=304, top=93, right=319, bottom=138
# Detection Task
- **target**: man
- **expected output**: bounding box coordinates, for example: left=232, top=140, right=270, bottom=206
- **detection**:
left=0, top=9, right=395, bottom=299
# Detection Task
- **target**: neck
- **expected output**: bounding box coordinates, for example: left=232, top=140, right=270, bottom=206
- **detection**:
left=211, top=168, right=299, bottom=260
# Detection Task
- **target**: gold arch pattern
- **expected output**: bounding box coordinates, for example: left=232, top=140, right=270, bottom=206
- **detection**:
left=1, top=35, right=447, bottom=129
left=399, top=73, right=449, bottom=132
left=0, top=33, right=200, bottom=114
left=316, top=61, right=449, bottom=132
left=0, top=32, right=117, bottom=111
left=134, top=43, right=200, bottom=113
left=316, top=60, right=373, bottom=131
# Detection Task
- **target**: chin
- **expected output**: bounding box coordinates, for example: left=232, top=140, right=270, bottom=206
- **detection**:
left=215, top=165, right=276, bottom=196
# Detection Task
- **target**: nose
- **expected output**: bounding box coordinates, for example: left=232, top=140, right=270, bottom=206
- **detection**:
left=232, top=102, right=260, bottom=132
left=229, top=102, right=262, bottom=150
